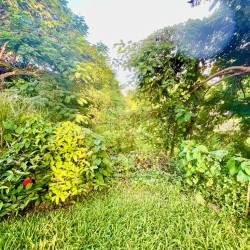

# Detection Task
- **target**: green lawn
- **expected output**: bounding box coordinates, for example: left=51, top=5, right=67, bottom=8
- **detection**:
left=0, top=169, right=250, bottom=250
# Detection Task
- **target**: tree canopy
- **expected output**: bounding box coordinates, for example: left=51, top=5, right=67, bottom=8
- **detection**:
left=117, top=0, right=249, bottom=157
left=0, top=0, right=88, bottom=84
left=0, top=0, right=120, bottom=125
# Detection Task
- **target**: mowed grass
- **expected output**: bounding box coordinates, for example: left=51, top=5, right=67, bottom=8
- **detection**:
left=0, top=169, right=250, bottom=250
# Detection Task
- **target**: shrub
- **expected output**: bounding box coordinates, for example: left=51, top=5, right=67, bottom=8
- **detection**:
left=0, top=116, right=54, bottom=217
left=48, top=122, right=112, bottom=204
left=0, top=117, right=111, bottom=218
left=178, top=140, right=250, bottom=216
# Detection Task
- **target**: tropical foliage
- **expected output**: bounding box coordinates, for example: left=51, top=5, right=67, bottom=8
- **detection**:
left=115, top=0, right=250, bottom=216
left=0, top=0, right=118, bottom=218
left=0, top=0, right=250, bottom=232
left=0, top=116, right=111, bottom=217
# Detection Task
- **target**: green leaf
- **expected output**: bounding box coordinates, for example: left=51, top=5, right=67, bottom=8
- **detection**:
left=94, top=139, right=101, bottom=146
left=93, top=158, right=101, bottom=166
left=245, top=166, right=250, bottom=176
left=73, top=155, right=78, bottom=162
left=210, top=150, right=228, bottom=160
left=192, top=145, right=208, bottom=154
left=192, top=176, right=199, bottom=184
left=16, top=127, right=24, bottom=134
left=25, top=141, right=31, bottom=148
left=3, top=121, right=15, bottom=131
left=25, top=183, right=33, bottom=190
left=17, top=185, right=23, bottom=193
left=90, top=166, right=99, bottom=171
left=102, top=170, right=109, bottom=176
left=240, top=160, right=250, bottom=171
left=186, top=178, right=193, bottom=186
left=237, top=171, right=250, bottom=182
left=4, top=134, right=12, bottom=141
left=226, top=159, right=238, bottom=176
left=45, top=126, right=53, bottom=133
left=0, top=201, right=3, bottom=210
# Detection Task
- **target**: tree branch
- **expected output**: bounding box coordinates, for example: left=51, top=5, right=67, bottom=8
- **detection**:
left=0, top=69, right=39, bottom=81
left=0, top=42, right=8, bottom=60
left=190, top=66, right=250, bottom=94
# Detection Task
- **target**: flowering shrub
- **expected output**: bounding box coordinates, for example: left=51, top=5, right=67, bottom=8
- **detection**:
left=23, top=179, right=33, bottom=187
left=0, top=116, right=111, bottom=218
left=0, top=116, right=54, bottom=217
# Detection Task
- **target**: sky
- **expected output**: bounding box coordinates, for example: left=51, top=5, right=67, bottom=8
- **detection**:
left=67, top=0, right=213, bottom=87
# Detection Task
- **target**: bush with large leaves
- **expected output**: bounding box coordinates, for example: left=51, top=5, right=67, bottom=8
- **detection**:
left=178, top=140, right=250, bottom=216
left=0, top=116, right=111, bottom=218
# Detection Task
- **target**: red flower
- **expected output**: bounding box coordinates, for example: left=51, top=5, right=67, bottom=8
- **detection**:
left=23, top=178, right=32, bottom=187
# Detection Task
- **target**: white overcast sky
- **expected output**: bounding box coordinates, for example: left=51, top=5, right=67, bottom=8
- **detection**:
left=67, top=0, right=213, bottom=87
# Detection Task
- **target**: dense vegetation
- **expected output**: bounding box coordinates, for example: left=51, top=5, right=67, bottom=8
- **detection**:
left=116, top=0, right=250, bottom=217
left=0, top=0, right=119, bottom=217
left=0, top=0, right=249, bottom=248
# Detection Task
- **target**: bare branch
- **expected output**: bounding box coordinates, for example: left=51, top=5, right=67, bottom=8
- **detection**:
left=0, top=42, right=8, bottom=59
left=190, top=66, right=250, bottom=94
left=0, top=69, right=39, bottom=81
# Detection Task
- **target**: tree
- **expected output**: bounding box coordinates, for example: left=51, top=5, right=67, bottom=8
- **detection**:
left=0, top=0, right=88, bottom=87
left=0, top=0, right=120, bottom=126
left=184, top=0, right=250, bottom=131
left=117, top=2, right=250, bottom=156
left=117, top=29, right=205, bottom=156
